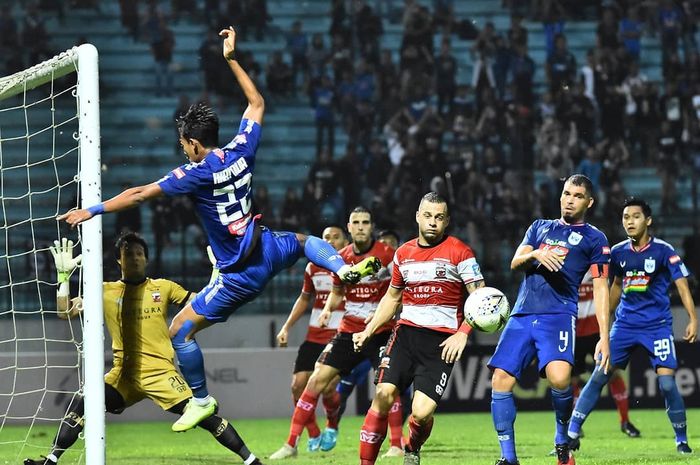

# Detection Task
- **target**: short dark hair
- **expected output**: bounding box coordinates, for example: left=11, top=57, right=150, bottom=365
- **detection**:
left=623, top=197, right=652, bottom=218
left=322, top=224, right=347, bottom=237
left=420, top=191, right=449, bottom=216
left=114, top=232, right=149, bottom=261
left=349, top=206, right=372, bottom=220
left=565, top=174, right=594, bottom=197
left=176, top=102, right=219, bottom=147
left=377, top=229, right=400, bottom=242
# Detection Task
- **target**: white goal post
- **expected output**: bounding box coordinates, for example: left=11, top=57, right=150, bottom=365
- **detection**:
left=0, top=44, right=104, bottom=465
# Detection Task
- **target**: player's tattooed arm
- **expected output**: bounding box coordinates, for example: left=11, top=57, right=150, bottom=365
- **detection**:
left=465, top=279, right=485, bottom=294
left=675, top=277, right=698, bottom=343
left=511, top=244, right=564, bottom=272
left=318, top=285, right=344, bottom=327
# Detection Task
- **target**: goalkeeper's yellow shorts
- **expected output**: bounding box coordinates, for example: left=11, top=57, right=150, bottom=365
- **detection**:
left=105, top=364, right=192, bottom=411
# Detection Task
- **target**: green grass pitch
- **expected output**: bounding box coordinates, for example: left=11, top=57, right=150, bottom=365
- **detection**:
left=1, top=409, right=697, bottom=464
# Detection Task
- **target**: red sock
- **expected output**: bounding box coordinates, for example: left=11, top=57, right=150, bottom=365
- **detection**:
left=388, top=396, right=404, bottom=448
left=359, top=409, right=388, bottom=465
left=323, top=390, right=341, bottom=429
left=307, top=411, right=321, bottom=438
left=407, top=415, right=433, bottom=452
left=286, top=389, right=319, bottom=447
left=572, top=379, right=581, bottom=406
left=609, top=376, right=629, bottom=423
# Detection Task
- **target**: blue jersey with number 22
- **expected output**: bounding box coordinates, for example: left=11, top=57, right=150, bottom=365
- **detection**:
left=157, top=118, right=261, bottom=272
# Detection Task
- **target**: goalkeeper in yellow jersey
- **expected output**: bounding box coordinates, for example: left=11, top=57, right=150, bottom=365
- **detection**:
left=25, top=233, right=264, bottom=465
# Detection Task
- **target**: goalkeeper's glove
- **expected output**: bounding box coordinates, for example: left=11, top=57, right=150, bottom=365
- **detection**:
left=206, top=245, right=220, bottom=284
left=49, top=238, right=82, bottom=297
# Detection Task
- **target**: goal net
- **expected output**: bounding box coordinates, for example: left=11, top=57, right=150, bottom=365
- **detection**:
left=0, top=45, right=104, bottom=465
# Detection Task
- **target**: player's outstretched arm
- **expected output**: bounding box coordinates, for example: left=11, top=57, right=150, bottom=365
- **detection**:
left=592, top=276, right=611, bottom=373
left=220, top=26, right=264, bottom=126
left=57, top=182, right=163, bottom=228
left=353, top=286, right=402, bottom=351
left=277, top=292, right=312, bottom=347
left=49, top=238, right=83, bottom=319
left=674, top=277, right=698, bottom=343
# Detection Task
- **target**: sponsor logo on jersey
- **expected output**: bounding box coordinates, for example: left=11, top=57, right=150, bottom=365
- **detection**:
left=620, top=261, right=626, bottom=268
left=173, top=167, right=186, bottom=179
left=151, top=292, right=161, bottom=303
left=379, top=356, right=390, bottom=369
left=644, top=258, right=656, bottom=273
left=567, top=231, right=583, bottom=245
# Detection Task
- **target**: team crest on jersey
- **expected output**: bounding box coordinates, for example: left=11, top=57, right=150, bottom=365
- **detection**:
left=644, top=258, right=656, bottom=273
left=435, top=264, right=447, bottom=278
left=567, top=231, right=583, bottom=245
left=151, top=292, right=161, bottom=303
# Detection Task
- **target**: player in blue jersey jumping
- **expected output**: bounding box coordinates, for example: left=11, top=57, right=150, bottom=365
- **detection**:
left=58, top=27, right=381, bottom=433
left=488, top=174, right=612, bottom=465
left=567, top=197, right=697, bottom=454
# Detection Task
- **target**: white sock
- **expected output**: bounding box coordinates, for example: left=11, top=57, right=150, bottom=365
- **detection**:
left=193, top=395, right=211, bottom=406
left=46, top=453, right=59, bottom=464
left=243, top=454, right=257, bottom=465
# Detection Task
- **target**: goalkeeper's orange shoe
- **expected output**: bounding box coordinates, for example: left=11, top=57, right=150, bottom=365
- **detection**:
left=172, top=397, right=218, bottom=432
left=338, top=257, right=382, bottom=284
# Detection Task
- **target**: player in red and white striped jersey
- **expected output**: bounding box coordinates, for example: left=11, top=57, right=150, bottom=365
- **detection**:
left=276, top=225, right=349, bottom=452
left=572, top=271, right=640, bottom=438
left=354, top=192, right=485, bottom=465
left=271, top=207, right=395, bottom=460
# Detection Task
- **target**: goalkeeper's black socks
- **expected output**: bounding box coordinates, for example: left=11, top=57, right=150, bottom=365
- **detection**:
left=199, top=415, right=256, bottom=462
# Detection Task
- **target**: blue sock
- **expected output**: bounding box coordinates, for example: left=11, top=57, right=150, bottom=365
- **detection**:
left=304, top=236, right=346, bottom=274
left=658, top=375, right=687, bottom=444
left=172, top=322, right=209, bottom=399
left=568, top=366, right=611, bottom=438
left=492, top=391, right=517, bottom=462
left=551, top=386, right=573, bottom=445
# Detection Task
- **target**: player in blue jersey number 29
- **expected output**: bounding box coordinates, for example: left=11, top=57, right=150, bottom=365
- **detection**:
left=58, top=27, right=381, bottom=433
left=567, top=197, right=697, bottom=455
left=488, top=174, right=612, bottom=465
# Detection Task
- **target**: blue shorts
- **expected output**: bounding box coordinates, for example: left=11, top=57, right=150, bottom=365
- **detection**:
left=610, top=323, right=677, bottom=370
left=191, top=229, right=303, bottom=322
left=488, top=313, right=577, bottom=379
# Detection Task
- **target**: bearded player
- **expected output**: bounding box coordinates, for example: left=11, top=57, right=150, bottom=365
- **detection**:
left=270, top=207, right=395, bottom=459
left=354, top=192, right=486, bottom=465
left=488, top=174, right=611, bottom=465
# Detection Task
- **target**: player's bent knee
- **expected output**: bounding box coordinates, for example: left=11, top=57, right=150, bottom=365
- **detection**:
left=658, top=374, right=677, bottom=393
left=171, top=319, right=196, bottom=345
left=374, top=384, right=398, bottom=410
left=491, top=369, right=516, bottom=391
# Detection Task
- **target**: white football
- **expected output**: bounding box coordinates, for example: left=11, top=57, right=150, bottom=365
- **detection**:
left=464, top=286, right=510, bottom=333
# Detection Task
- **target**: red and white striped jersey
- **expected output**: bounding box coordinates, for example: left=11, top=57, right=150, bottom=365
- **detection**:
left=392, top=236, right=483, bottom=333
left=576, top=270, right=599, bottom=337
left=301, top=262, right=345, bottom=344
left=332, top=241, right=395, bottom=334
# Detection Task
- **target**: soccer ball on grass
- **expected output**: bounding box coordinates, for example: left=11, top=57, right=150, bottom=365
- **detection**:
left=464, top=286, right=510, bottom=333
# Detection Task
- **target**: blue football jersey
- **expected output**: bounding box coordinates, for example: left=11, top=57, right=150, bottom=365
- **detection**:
left=610, top=237, right=690, bottom=328
left=512, top=219, right=610, bottom=317
left=157, top=118, right=261, bottom=271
